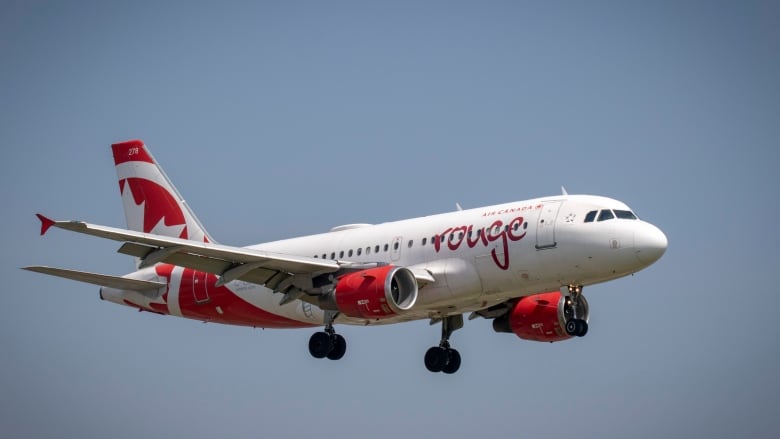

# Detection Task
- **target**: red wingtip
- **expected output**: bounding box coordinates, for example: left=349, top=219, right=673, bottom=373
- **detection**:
left=36, top=213, right=55, bottom=236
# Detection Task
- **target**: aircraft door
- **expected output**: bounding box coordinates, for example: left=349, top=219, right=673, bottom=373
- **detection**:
left=391, top=236, right=402, bottom=262
left=535, top=201, right=562, bottom=249
left=191, top=270, right=211, bottom=303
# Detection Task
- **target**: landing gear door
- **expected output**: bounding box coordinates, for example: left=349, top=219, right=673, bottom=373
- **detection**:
left=535, top=201, right=562, bottom=249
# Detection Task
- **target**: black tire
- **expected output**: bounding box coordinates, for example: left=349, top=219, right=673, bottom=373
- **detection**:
left=326, top=334, right=347, bottom=360
left=424, top=346, right=448, bottom=372
left=565, top=319, right=578, bottom=336
left=576, top=320, right=588, bottom=337
left=442, top=349, right=461, bottom=374
left=308, top=332, right=333, bottom=359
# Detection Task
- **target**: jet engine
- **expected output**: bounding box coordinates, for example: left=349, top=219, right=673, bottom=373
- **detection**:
left=492, top=291, right=589, bottom=342
left=320, top=265, right=418, bottom=319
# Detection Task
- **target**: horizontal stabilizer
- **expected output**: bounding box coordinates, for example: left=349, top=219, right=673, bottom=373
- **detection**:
left=22, top=266, right=165, bottom=291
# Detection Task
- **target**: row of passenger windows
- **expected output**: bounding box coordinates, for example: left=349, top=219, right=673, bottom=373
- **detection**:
left=584, top=209, right=638, bottom=223
left=312, top=221, right=528, bottom=260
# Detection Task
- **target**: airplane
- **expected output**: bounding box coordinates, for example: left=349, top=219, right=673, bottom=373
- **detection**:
left=23, top=140, right=667, bottom=374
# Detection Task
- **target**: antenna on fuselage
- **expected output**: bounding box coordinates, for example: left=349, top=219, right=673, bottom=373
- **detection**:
left=561, top=186, right=568, bottom=196
left=455, top=203, right=463, bottom=211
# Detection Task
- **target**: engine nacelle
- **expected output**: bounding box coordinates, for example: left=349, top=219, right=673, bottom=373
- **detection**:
left=320, top=265, right=418, bottom=320
left=492, top=291, right=589, bottom=342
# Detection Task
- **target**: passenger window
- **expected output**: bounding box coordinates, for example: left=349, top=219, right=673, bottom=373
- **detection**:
left=584, top=210, right=597, bottom=223
left=357, top=248, right=362, bottom=256
left=384, top=244, right=389, bottom=252
left=322, top=254, right=327, bottom=259
left=339, top=251, right=344, bottom=258
left=407, top=240, right=413, bottom=248
left=614, top=210, right=637, bottom=220
left=366, top=247, right=371, bottom=255
left=375, top=245, right=380, bottom=253
left=394, top=242, right=399, bottom=250
left=330, top=252, right=335, bottom=259
left=348, top=249, right=353, bottom=257
left=597, top=210, right=615, bottom=221
left=422, top=237, right=427, bottom=246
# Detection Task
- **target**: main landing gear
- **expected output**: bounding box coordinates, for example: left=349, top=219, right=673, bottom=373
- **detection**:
left=308, top=319, right=346, bottom=361
left=424, top=314, right=463, bottom=374
left=564, top=285, right=588, bottom=337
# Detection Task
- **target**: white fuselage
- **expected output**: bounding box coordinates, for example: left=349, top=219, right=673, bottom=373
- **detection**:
left=122, top=194, right=663, bottom=327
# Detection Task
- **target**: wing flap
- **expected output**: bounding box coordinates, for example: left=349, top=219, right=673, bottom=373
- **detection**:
left=117, top=242, right=290, bottom=286
left=22, top=266, right=165, bottom=291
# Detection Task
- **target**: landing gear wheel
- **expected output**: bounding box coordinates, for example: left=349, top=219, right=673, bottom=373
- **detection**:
left=565, top=319, right=579, bottom=336
left=309, top=312, right=347, bottom=361
left=424, top=346, right=448, bottom=372
left=425, top=315, right=464, bottom=374
left=442, top=349, right=461, bottom=374
left=565, top=319, right=588, bottom=337
left=576, top=320, right=588, bottom=337
left=326, top=334, right=347, bottom=360
left=308, top=331, right=333, bottom=359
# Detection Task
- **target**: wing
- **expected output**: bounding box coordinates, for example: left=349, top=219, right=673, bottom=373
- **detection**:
left=36, top=214, right=342, bottom=293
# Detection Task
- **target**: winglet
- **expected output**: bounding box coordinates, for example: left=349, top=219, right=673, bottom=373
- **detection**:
left=36, top=213, right=56, bottom=236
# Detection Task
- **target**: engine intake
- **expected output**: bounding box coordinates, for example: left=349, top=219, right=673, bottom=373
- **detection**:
left=320, top=265, right=418, bottom=320
left=493, top=291, right=589, bottom=342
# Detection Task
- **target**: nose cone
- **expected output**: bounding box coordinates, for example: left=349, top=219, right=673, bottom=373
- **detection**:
left=635, top=222, right=668, bottom=266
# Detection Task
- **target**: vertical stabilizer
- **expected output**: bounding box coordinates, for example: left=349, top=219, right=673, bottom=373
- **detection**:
left=112, top=140, right=216, bottom=247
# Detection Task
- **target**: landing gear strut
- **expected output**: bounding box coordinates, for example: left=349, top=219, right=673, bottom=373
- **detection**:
left=564, top=285, right=588, bottom=337
left=308, top=313, right=346, bottom=360
left=424, top=315, right=463, bottom=374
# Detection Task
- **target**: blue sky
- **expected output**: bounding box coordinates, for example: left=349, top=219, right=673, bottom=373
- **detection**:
left=2, top=1, right=778, bottom=438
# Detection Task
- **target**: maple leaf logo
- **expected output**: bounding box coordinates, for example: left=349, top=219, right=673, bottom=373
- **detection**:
left=119, top=177, right=188, bottom=239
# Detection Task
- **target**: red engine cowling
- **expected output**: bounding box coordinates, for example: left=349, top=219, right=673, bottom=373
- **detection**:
left=325, top=265, right=418, bottom=319
left=493, top=291, right=589, bottom=342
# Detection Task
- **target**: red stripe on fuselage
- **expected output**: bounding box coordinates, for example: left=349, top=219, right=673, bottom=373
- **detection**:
left=155, top=265, right=315, bottom=329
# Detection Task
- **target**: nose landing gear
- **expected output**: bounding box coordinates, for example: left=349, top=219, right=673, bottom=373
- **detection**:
left=564, top=285, right=589, bottom=337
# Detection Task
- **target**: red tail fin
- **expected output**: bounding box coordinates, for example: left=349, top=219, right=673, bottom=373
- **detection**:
left=112, top=140, right=214, bottom=244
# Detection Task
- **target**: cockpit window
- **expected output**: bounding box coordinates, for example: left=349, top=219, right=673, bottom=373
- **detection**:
left=614, top=210, right=637, bottom=220
left=584, top=210, right=597, bottom=223
left=597, top=210, right=615, bottom=221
